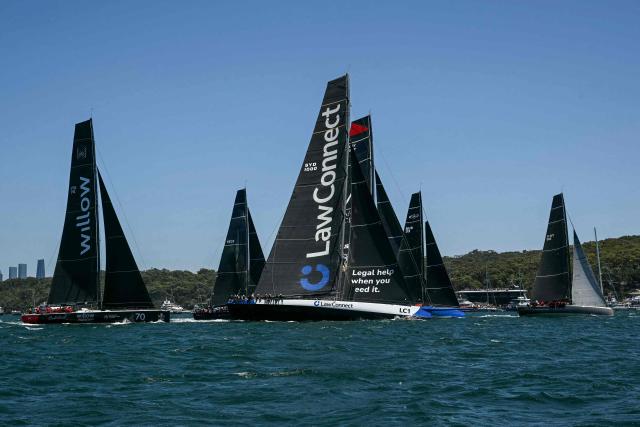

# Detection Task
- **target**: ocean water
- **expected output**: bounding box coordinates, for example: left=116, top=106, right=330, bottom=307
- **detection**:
left=1, top=312, right=639, bottom=426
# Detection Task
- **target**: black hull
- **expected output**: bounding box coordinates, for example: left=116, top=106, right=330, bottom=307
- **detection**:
left=21, top=309, right=170, bottom=324
left=227, top=303, right=396, bottom=321
left=192, top=306, right=231, bottom=320
left=517, top=305, right=613, bottom=316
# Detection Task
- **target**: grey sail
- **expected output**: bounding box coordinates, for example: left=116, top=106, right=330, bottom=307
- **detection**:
left=571, top=231, right=606, bottom=307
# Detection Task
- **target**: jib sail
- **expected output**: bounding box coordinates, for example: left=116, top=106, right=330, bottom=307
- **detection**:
left=99, top=171, right=154, bottom=309
left=571, top=231, right=606, bottom=307
left=341, top=147, right=414, bottom=305
left=424, top=221, right=459, bottom=307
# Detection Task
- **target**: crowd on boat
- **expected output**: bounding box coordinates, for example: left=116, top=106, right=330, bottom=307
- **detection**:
left=227, top=294, right=285, bottom=304
left=27, top=304, right=74, bottom=314
left=529, top=300, right=568, bottom=309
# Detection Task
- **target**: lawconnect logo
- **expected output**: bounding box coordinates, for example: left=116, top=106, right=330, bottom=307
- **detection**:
left=300, top=264, right=330, bottom=291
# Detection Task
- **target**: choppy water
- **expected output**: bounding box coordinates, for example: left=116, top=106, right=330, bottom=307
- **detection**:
left=1, top=312, right=639, bottom=426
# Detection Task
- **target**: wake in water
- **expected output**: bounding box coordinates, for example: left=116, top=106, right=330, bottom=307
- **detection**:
left=171, top=317, right=231, bottom=323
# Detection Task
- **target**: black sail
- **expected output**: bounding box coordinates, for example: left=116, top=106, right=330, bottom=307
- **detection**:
left=349, top=115, right=374, bottom=194
left=342, top=147, right=414, bottom=304
left=247, top=207, right=265, bottom=288
left=375, top=172, right=423, bottom=302
left=375, top=171, right=404, bottom=256
left=212, top=189, right=250, bottom=306
left=255, top=75, right=350, bottom=297
left=404, top=192, right=425, bottom=279
left=531, top=193, right=571, bottom=302
left=99, top=172, right=154, bottom=309
left=424, top=221, right=459, bottom=307
left=48, top=119, right=100, bottom=305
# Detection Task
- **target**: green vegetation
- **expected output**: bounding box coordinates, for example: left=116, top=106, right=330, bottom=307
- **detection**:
left=2, top=235, right=638, bottom=311
left=446, top=235, right=640, bottom=297
left=0, top=269, right=216, bottom=312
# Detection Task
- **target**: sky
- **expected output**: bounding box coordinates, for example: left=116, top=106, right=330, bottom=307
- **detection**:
left=0, top=0, right=638, bottom=274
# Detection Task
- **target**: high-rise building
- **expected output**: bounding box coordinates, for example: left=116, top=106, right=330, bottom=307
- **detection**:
left=9, top=266, right=17, bottom=279
left=0, top=269, right=3, bottom=281
left=36, top=259, right=45, bottom=279
left=18, top=263, right=27, bottom=279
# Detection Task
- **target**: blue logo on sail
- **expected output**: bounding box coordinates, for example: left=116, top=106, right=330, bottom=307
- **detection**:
left=300, top=264, right=330, bottom=291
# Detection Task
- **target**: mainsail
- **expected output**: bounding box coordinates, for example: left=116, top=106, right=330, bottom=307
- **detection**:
left=404, top=192, right=425, bottom=279
left=571, top=231, right=606, bottom=307
left=341, top=147, right=414, bottom=304
left=532, top=193, right=571, bottom=302
left=48, top=119, right=100, bottom=305
left=349, top=115, right=374, bottom=194
left=255, top=75, right=350, bottom=297
left=98, top=172, right=154, bottom=309
left=424, top=221, right=459, bottom=307
left=212, top=189, right=251, bottom=306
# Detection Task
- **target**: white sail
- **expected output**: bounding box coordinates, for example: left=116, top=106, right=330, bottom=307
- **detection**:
left=571, top=231, right=606, bottom=307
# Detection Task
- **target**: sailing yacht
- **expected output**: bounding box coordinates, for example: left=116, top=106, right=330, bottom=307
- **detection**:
left=227, top=75, right=429, bottom=320
left=517, top=193, right=613, bottom=316
left=349, top=116, right=462, bottom=318
left=193, top=189, right=265, bottom=320
left=402, top=192, right=464, bottom=317
left=21, top=119, right=169, bottom=324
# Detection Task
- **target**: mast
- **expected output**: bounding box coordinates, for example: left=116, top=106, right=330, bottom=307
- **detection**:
left=245, top=188, right=250, bottom=295
left=92, top=120, right=101, bottom=309
left=594, top=227, right=604, bottom=294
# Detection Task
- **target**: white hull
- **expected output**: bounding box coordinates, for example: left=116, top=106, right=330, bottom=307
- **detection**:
left=227, top=298, right=425, bottom=321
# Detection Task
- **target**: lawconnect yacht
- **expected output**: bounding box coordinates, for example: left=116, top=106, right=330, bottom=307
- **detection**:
left=517, top=193, right=613, bottom=317
left=227, top=75, right=446, bottom=321
left=21, top=120, right=169, bottom=324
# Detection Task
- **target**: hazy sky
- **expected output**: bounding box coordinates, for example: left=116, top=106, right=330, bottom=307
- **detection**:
left=1, top=0, right=638, bottom=274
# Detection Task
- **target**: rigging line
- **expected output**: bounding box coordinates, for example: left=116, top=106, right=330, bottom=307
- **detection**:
left=376, top=144, right=409, bottom=207
left=46, top=236, right=61, bottom=279
left=95, top=147, right=148, bottom=272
